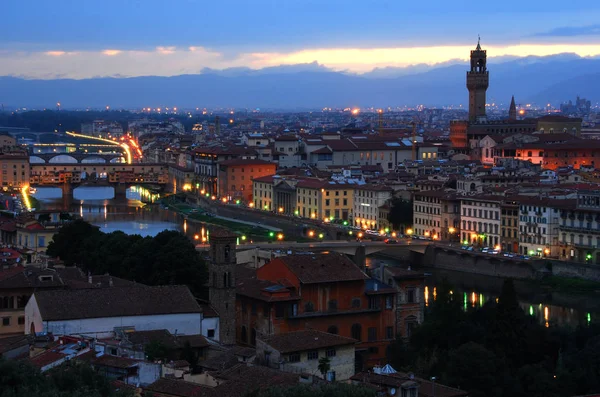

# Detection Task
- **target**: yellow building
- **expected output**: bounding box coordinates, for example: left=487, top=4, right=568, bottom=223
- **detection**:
left=0, top=153, right=30, bottom=189
left=16, top=217, right=58, bottom=255
left=296, top=179, right=354, bottom=221
left=253, top=175, right=275, bottom=210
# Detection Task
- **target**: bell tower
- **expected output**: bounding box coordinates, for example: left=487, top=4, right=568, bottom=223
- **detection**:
left=467, top=37, right=489, bottom=122
left=208, top=228, right=237, bottom=345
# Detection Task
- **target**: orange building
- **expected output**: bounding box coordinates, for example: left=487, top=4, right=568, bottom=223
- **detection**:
left=0, top=153, right=29, bottom=189
left=235, top=253, right=397, bottom=370
left=218, top=159, right=276, bottom=203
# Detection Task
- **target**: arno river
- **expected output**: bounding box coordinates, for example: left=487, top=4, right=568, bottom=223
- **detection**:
left=33, top=186, right=599, bottom=328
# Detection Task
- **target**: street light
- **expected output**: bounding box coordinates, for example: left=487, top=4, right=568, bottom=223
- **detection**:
left=448, top=227, right=456, bottom=234
left=278, top=207, right=284, bottom=213
left=406, top=229, right=413, bottom=235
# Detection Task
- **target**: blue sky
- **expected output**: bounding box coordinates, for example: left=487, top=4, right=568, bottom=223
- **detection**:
left=2, top=0, right=600, bottom=78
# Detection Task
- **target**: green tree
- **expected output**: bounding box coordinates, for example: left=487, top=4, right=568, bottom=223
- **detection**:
left=244, top=384, right=376, bottom=397
left=144, top=341, right=169, bottom=362
left=46, top=219, right=102, bottom=265
left=387, top=198, right=413, bottom=230
left=317, top=357, right=330, bottom=377
left=445, top=342, right=502, bottom=397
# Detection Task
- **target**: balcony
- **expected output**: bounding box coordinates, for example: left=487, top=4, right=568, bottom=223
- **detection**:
left=559, top=224, right=600, bottom=234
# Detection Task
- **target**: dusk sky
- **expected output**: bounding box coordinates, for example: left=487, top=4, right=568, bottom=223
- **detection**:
left=2, top=0, right=600, bottom=79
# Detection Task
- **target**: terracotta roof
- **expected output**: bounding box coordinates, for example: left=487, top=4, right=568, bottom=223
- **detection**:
left=33, top=285, right=201, bottom=321
left=28, top=350, right=66, bottom=368
left=275, top=135, right=298, bottom=141
left=197, top=351, right=240, bottom=371
left=198, top=301, right=219, bottom=318
left=275, top=253, right=368, bottom=284
left=385, top=267, right=426, bottom=280
left=219, top=159, right=276, bottom=167
left=145, top=378, right=215, bottom=397
left=92, top=354, right=140, bottom=369
left=260, top=330, right=356, bottom=354
left=351, top=371, right=468, bottom=397
left=0, top=334, right=29, bottom=355
left=215, top=364, right=300, bottom=397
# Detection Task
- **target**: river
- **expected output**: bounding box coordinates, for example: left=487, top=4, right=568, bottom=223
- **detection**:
left=32, top=186, right=598, bottom=328
left=367, top=256, right=599, bottom=328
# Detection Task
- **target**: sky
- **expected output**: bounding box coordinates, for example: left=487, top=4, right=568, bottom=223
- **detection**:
left=2, top=0, right=600, bottom=79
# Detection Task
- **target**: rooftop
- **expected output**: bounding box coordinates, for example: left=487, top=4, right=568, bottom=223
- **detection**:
left=274, top=253, right=368, bottom=284
left=260, top=329, right=356, bottom=354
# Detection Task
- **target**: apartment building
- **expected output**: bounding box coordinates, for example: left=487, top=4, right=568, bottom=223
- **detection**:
left=518, top=197, right=561, bottom=257
left=460, top=195, right=502, bottom=248
left=413, top=190, right=460, bottom=240
left=353, top=185, right=394, bottom=230
left=557, top=191, right=600, bottom=263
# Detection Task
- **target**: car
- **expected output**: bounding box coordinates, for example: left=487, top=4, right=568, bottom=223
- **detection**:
left=491, top=250, right=499, bottom=255
left=461, top=246, right=469, bottom=250
left=523, top=256, right=531, bottom=260
left=467, top=247, right=474, bottom=251
left=503, top=253, right=510, bottom=257
left=385, top=239, right=398, bottom=244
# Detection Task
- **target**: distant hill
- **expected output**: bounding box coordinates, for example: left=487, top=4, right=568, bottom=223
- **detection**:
left=0, top=54, right=598, bottom=109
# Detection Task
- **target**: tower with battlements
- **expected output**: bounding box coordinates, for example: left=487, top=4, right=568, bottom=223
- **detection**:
left=467, top=38, right=489, bottom=123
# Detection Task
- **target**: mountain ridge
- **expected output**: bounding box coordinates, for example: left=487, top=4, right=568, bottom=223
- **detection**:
left=0, top=54, right=598, bottom=109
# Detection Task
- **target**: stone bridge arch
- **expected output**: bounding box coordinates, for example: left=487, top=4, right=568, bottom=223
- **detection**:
left=49, top=154, right=77, bottom=163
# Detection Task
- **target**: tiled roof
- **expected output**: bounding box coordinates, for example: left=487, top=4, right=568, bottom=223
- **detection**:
left=276, top=253, right=368, bottom=284
left=260, top=329, right=356, bottom=354
left=219, top=159, right=275, bottom=167
left=215, top=364, right=299, bottom=397
left=145, top=378, right=215, bottom=397
left=209, top=227, right=238, bottom=239
left=33, top=285, right=201, bottom=321
left=0, top=334, right=29, bottom=355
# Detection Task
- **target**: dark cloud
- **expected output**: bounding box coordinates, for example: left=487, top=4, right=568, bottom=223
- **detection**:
left=533, top=25, right=600, bottom=37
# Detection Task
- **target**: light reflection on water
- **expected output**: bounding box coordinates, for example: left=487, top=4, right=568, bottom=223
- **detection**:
left=367, top=256, right=598, bottom=328
left=32, top=186, right=180, bottom=237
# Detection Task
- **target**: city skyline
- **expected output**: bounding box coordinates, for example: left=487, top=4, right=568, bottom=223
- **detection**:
left=2, top=0, right=600, bottom=79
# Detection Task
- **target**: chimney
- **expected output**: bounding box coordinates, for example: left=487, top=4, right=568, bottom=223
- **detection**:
left=88, top=272, right=92, bottom=284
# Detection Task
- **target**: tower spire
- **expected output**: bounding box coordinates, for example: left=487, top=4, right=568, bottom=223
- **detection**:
left=476, top=35, right=481, bottom=50
left=509, top=95, right=517, bottom=120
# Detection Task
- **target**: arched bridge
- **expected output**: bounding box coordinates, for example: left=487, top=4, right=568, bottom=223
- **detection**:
left=30, top=153, right=125, bottom=164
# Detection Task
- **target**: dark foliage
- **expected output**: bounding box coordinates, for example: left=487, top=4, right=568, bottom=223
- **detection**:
left=387, top=278, right=600, bottom=397
left=244, top=383, right=376, bottom=397
left=0, top=359, right=132, bottom=397
left=46, top=220, right=208, bottom=298
left=387, top=198, right=413, bottom=229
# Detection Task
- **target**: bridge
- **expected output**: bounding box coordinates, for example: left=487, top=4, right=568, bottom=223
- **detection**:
left=30, top=152, right=126, bottom=164
left=197, top=240, right=431, bottom=268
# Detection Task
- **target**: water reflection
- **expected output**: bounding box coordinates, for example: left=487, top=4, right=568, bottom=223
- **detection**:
left=368, top=256, right=598, bottom=328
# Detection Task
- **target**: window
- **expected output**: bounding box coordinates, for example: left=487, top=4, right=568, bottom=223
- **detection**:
left=207, top=329, right=215, bottom=338
left=368, top=296, right=380, bottom=309
left=386, top=326, right=394, bottom=339
left=368, top=327, right=377, bottom=341
left=326, top=371, right=336, bottom=382
left=251, top=302, right=257, bottom=315
left=407, top=289, right=415, bottom=303
left=325, top=348, right=336, bottom=357
left=307, top=350, right=318, bottom=360
left=2, top=317, right=9, bottom=326
left=385, top=296, right=393, bottom=309
left=351, top=324, right=362, bottom=341
left=275, top=304, right=284, bottom=318
left=351, top=298, right=361, bottom=308
left=288, top=353, right=300, bottom=363
left=327, top=325, right=338, bottom=335
left=328, top=300, right=337, bottom=311
left=305, top=302, right=314, bottom=312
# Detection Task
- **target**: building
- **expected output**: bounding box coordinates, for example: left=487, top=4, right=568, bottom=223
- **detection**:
left=500, top=199, right=520, bottom=253
left=518, top=197, right=561, bottom=257
left=208, top=228, right=238, bottom=345
left=193, top=146, right=258, bottom=196
left=256, top=329, right=356, bottom=381
left=379, top=266, right=426, bottom=339
left=236, top=253, right=397, bottom=369
left=253, top=175, right=275, bottom=211
left=218, top=159, right=276, bottom=203
left=25, top=285, right=204, bottom=337
left=413, top=190, right=460, bottom=240
left=557, top=191, right=600, bottom=263
left=16, top=216, right=60, bottom=254
left=467, top=38, right=489, bottom=122
left=537, top=115, right=582, bottom=136
left=460, top=195, right=502, bottom=248
left=354, top=185, right=394, bottom=230
left=0, top=152, right=29, bottom=189
left=274, top=135, right=303, bottom=168
left=351, top=367, right=469, bottom=397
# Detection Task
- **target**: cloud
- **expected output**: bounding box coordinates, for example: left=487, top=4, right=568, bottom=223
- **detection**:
left=102, top=49, right=122, bottom=56
left=3, top=43, right=600, bottom=79
left=533, top=24, right=600, bottom=37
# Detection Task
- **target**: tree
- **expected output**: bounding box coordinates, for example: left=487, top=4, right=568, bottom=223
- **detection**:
left=244, top=384, right=376, bottom=397
left=37, top=213, right=51, bottom=223
left=181, top=341, right=200, bottom=373
left=445, top=342, right=503, bottom=397
left=387, top=198, right=413, bottom=230
left=0, top=359, right=133, bottom=397
left=46, top=220, right=102, bottom=265
left=145, top=341, right=169, bottom=362
left=317, top=357, right=330, bottom=377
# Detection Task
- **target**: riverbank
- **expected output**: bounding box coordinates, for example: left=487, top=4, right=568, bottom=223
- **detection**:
left=531, top=275, right=600, bottom=295
left=163, top=197, right=278, bottom=241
